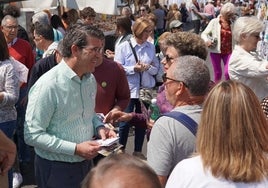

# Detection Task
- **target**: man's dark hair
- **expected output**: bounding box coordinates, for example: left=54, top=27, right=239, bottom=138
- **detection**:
left=34, top=23, right=54, bottom=41
left=62, top=23, right=105, bottom=58
left=80, top=7, right=96, bottom=19
left=3, top=5, right=21, bottom=18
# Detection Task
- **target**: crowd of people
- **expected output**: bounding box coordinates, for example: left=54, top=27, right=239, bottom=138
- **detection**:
left=1, top=0, right=268, bottom=188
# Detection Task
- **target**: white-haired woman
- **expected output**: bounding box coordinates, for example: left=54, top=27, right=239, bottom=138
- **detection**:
left=201, top=2, right=236, bottom=82
left=228, top=16, right=268, bottom=101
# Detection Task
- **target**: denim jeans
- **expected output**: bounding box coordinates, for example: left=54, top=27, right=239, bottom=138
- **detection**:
left=0, top=120, right=16, bottom=188
left=119, top=98, right=146, bottom=152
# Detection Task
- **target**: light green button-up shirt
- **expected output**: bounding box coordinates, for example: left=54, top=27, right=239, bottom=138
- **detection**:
left=24, top=60, right=103, bottom=162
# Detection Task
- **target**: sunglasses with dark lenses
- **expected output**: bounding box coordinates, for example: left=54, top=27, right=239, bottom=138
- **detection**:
left=162, top=73, right=188, bottom=87
left=164, top=55, right=174, bottom=62
left=140, top=9, right=146, bottom=11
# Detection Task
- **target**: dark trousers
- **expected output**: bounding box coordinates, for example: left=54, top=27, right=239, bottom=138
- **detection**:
left=0, top=120, right=16, bottom=188
left=35, top=155, right=92, bottom=188
left=192, top=19, right=201, bottom=34
left=119, top=98, right=146, bottom=152
left=16, top=86, right=30, bottom=163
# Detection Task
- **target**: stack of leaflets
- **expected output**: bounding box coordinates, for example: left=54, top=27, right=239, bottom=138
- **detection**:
left=96, top=137, right=123, bottom=156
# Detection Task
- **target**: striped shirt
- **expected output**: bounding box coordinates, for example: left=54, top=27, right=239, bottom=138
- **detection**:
left=24, top=60, right=103, bottom=162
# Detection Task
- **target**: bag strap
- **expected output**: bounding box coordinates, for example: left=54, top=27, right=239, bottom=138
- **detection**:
left=128, top=40, right=138, bottom=63
left=162, top=111, right=198, bottom=136
left=128, top=39, right=143, bottom=86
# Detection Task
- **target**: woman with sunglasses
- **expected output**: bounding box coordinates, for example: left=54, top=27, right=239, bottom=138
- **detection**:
left=157, top=31, right=208, bottom=114
left=139, top=5, right=150, bottom=18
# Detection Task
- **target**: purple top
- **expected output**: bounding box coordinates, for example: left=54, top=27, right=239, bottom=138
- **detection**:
left=156, top=85, right=173, bottom=114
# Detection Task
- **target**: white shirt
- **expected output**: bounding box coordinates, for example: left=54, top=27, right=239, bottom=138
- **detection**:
left=228, top=45, right=268, bottom=101
left=166, top=156, right=268, bottom=188
left=42, top=41, right=58, bottom=58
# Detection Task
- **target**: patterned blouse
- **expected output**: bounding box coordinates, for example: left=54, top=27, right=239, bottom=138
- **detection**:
left=0, top=59, right=20, bottom=123
left=220, top=16, right=232, bottom=54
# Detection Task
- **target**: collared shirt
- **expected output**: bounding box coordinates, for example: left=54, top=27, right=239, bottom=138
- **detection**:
left=114, top=37, right=159, bottom=98
left=42, top=41, right=58, bottom=58
left=24, top=60, right=103, bottom=162
left=0, top=59, right=20, bottom=123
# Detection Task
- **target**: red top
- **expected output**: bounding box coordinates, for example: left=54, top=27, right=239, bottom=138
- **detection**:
left=93, top=57, right=130, bottom=115
left=9, top=38, right=34, bottom=70
left=219, top=16, right=232, bottom=54
left=9, top=38, right=35, bottom=87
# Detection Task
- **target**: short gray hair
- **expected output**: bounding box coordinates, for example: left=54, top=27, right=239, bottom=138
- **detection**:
left=233, top=16, right=264, bottom=43
left=56, top=39, right=64, bottom=55
left=172, top=55, right=210, bottom=96
left=220, top=2, right=236, bottom=16
left=1, top=15, right=17, bottom=26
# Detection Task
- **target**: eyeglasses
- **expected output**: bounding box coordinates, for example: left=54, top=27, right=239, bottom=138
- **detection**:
left=33, top=35, right=42, bottom=41
left=164, top=55, right=174, bottom=63
left=3, top=25, right=18, bottom=30
left=162, top=73, right=188, bottom=87
left=140, top=9, right=146, bottom=11
left=83, top=46, right=104, bottom=53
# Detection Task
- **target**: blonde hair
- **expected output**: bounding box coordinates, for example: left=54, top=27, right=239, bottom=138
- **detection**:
left=132, top=17, right=153, bottom=39
left=170, top=3, right=179, bottom=11
left=197, top=80, right=268, bottom=182
left=158, top=31, right=171, bottom=44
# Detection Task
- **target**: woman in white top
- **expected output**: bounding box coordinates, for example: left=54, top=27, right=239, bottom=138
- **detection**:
left=166, top=80, right=268, bottom=188
left=228, top=16, right=268, bottom=101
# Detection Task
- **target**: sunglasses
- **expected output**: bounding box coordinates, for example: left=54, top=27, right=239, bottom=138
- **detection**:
left=164, top=55, right=174, bottom=63
left=162, top=73, right=188, bottom=87
left=140, top=9, right=146, bottom=11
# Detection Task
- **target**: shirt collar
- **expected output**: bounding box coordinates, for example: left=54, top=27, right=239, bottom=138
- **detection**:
left=8, top=37, right=18, bottom=47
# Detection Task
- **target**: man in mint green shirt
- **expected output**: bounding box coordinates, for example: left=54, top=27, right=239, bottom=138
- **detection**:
left=24, top=24, right=116, bottom=188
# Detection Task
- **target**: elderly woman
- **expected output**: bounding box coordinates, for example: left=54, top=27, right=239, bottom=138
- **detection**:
left=166, top=80, right=268, bottom=187
left=201, top=2, right=236, bottom=82
left=228, top=16, right=268, bottom=101
left=114, top=17, right=159, bottom=159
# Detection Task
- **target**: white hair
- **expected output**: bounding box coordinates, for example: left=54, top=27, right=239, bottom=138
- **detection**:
left=233, top=16, right=264, bottom=43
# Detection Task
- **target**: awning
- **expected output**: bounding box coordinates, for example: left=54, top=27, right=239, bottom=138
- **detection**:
left=0, top=0, right=27, bottom=3
left=19, top=0, right=124, bottom=15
